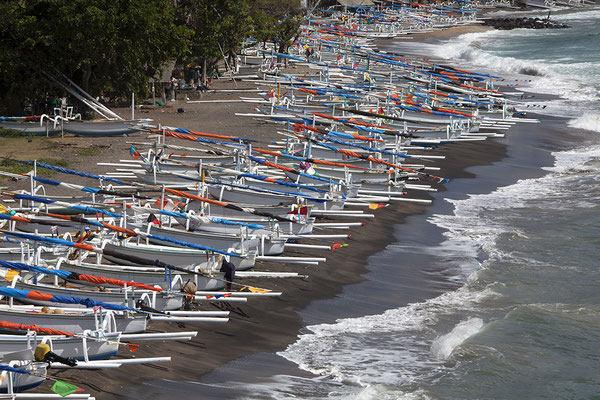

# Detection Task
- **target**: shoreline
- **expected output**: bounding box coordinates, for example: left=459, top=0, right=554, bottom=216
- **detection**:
left=121, top=25, right=512, bottom=398
left=11, top=16, right=549, bottom=399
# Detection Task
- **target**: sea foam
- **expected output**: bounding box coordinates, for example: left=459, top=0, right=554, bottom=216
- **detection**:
left=567, top=112, right=600, bottom=133
left=279, top=287, right=497, bottom=384
left=430, top=318, right=485, bottom=360
left=431, top=27, right=600, bottom=122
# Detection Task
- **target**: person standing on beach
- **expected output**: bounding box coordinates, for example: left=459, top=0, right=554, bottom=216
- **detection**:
left=220, top=258, right=236, bottom=292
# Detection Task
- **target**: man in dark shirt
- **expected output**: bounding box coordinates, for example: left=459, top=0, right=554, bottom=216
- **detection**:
left=220, top=258, right=236, bottom=291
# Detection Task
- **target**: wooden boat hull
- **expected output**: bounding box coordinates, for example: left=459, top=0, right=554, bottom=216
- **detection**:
left=15, top=217, right=85, bottom=235
left=0, top=121, right=60, bottom=136
left=208, top=184, right=297, bottom=206
left=187, top=201, right=304, bottom=220
left=138, top=223, right=285, bottom=257
left=63, top=120, right=144, bottom=136
left=0, top=247, right=59, bottom=263
left=182, top=215, right=313, bottom=236
left=149, top=156, right=237, bottom=172
left=207, top=184, right=340, bottom=210
left=0, top=361, right=46, bottom=393
left=284, top=166, right=390, bottom=184
left=134, top=170, right=200, bottom=185
left=0, top=248, right=29, bottom=262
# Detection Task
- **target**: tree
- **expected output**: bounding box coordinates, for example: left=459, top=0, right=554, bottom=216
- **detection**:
left=250, top=8, right=277, bottom=51
left=0, top=0, right=188, bottom=114
left=178, top=0, right=302, bottom=82
left=177, top=0, right=252, bottom=84
left=0, top=0, right=304, bottom=115
left=0, top=2, right=50, bottom=113
left=275, top=15, right=303, bottom=57
left=252, top=0, right=303, bottom=16
left=248, top=0, right=303, bottom=62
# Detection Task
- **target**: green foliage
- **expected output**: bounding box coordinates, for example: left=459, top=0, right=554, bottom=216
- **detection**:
left=252, top=0, right=303, bottom=16
left=0, top=0, right=302, bottom=112
left=248, top=0, right=303, bottom=56
left=76, top=147, right=102, bottom=156
left=249, top=8, right=277, bottom=44
left=0, top=129, right=25, bottom=138
left=0, top=158, right=69, bottom=177
left=275, top=15, right=303, bottom=53
left=177, top=0, right=253, bottom=78
left=0, top=0, right=189, bottom=111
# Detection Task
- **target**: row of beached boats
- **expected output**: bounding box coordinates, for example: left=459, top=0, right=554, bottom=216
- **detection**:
left=0, top=116, right=146, bottom=137
left=0, top=1, right=539, bottom=397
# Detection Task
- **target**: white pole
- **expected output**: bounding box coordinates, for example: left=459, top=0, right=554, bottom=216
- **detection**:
left=131, top=92, right=135, bottom=120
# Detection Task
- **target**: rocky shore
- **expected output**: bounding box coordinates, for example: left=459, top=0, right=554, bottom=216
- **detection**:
left=482, top=16, right=569, bottom=30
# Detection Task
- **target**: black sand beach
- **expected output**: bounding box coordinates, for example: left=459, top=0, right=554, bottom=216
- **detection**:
left=2, top=20, right=556, bottom=399
left=41, top=137, right=509, bottom=400
left=172, top=115, right=575, bottom=400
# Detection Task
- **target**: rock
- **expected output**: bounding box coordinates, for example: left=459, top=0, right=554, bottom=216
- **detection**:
left=482, top=17, right=570, bottom=30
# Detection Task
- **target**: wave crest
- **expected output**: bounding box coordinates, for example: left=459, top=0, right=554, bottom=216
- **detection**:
left=431, top=318, right=485, bottom=360
left=567, top=112, right=600, bottom=133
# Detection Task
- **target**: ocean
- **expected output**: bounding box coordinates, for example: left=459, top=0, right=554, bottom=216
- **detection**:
left=157, top=8, right=600, bottom=399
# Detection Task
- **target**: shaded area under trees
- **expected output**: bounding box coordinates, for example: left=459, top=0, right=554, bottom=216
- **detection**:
left=0, top=0, right=302, bottom=116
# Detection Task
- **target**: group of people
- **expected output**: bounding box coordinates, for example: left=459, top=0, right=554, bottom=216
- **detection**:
left=170, top=66, right=217, bottom=94
left=170, top=77, right=211, bottom=92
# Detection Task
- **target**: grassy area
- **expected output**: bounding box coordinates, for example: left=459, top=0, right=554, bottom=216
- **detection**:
left=0, top=133, right=107, bottom=184
left=76, top=147, right=102, bottom=156
left=0, top=158, right=70, bottom=177
left=0, top=128, right=26, bottom=138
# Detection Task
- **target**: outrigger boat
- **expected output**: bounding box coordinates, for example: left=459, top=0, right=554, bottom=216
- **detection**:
left=0, top=1, right=551, bottom=393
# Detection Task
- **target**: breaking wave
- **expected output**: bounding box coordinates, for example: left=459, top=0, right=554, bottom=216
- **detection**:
left=431, top=318, right=485, bottom=360
left=279, top=287, right=497, bottom=384
left=567, top=112, right=600, bottom=133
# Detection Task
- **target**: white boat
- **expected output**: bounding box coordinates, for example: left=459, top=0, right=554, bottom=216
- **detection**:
left=0, top=359, right=46, bottom=393
left=207, top=183, right=343, bottom=210
left=14, top=216, right=85, bottom=235
left=0, top=243, right=58, bottom=264
left=135, top=223, right=286, bottom=257
left=55, top=260, right=225, bottom=292
left=9, top=280, right=182, bottom=312
left=0, top=331, right=121, bottom=361
left=0, top=120, right=60, bottom=136
left=101, top=241, right=255, bottom=271
left=179, top=207, right=314, bottom=236
left=186, top=201, right=311, bottom=221
left=62, top=119, right=146, bottom=136
left=0, top=306, right=147, bottom=335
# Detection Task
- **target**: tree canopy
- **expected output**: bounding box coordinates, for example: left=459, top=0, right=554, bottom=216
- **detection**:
left=0, top=0, right=188, bottom=113
left=178, top=0, right=302, bottom=82
left=0, top=0, right=303, bottom=115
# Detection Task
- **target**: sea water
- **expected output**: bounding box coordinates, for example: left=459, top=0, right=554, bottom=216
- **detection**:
left=168, top=8, right=600, bottom=399
left=266, top=8, right=600, bottom=399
